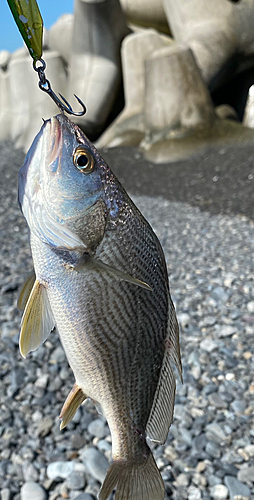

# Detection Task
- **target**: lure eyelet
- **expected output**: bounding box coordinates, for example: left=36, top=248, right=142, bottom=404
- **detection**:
left=73, top=146, right=94, bottom=173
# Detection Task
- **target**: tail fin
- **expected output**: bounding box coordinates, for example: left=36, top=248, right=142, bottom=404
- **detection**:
left=98, top=452, right=165, bottom=500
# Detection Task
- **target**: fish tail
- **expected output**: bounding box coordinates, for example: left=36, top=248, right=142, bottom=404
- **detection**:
left=99, top=452, right=165, bottom=500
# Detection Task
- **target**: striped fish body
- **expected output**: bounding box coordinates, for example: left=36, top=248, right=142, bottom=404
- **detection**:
left=18, top=114, right=182, bottom=500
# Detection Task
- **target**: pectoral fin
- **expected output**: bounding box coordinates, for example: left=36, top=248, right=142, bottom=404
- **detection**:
left=75, top=256, right=152, bottom=291
left=17, top=269, right=36, bottom=312
left=19, top=279, right=55, bottom=358
left=59, top=383, right=87, bottom=430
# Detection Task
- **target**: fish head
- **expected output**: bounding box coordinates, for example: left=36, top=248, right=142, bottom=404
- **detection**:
left=18, top=114, right=111, bottom=250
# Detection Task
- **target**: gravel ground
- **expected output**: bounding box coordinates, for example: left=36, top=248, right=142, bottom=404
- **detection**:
left=0, top=141, right=254, bottom=500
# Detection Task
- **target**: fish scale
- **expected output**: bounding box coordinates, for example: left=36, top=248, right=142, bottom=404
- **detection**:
left=18, top=113, right=181, bottom=500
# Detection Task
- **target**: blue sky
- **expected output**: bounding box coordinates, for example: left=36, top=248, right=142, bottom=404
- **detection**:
left=1, top=0, right=74, bottom=53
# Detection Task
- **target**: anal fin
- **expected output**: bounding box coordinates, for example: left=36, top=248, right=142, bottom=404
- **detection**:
left=19, top=279, right=55, bottom=358
left=59, top=383, right=87, bottom=430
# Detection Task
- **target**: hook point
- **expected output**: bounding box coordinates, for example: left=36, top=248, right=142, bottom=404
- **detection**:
left=58, top=93, right=86, bottom=116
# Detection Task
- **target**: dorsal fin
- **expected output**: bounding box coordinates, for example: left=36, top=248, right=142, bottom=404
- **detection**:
left=146, top=297, right=182, bottom=444
left=19, top=279, right=55, bottom=358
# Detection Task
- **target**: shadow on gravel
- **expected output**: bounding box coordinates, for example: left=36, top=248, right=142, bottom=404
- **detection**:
left=101, top=144, right=254, bottom=220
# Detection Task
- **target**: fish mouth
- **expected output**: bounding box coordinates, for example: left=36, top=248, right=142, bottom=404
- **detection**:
left=47, top=115, right=64, bottom=171
left=47, top=114, right=77, bottom=170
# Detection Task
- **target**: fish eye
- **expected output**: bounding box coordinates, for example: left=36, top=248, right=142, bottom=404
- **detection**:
left=73, top=146, right=94, bottom=173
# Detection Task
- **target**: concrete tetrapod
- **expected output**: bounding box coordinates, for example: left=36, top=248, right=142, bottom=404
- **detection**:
left=140, top=45, right=254, bottom=163
left=163, top=0, right=254, bottom=90
left=9, top=51, right=67, bottom=151
left=48, top=14, right=74, bottom=65
left=143, top=46, right=215, bottom=138
left=96, top=29, right=172, bottom=148
left=67, top=0, right=129, bottom=139
left=0, top=51, right=11, bottom=71
left=120, top=0, right=169, bottom=33
left=243, top=85, right=254, bottom=129
left=11, top=47, right=28, bottom=61
left=0, top=69, right=11, bottom=141
left=9, top=55, right=31, bottom=149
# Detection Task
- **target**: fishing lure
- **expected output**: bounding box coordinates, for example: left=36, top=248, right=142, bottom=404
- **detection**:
left=7, top=0, right=86, bottom=116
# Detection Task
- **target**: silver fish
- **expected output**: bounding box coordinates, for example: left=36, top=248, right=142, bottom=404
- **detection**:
left=18, top=114, right=182, bottom=500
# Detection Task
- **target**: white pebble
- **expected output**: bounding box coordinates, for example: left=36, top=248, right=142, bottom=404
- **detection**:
left=210, top=484, right=229, bottom=500
left=21, top=482, right=47, bottom=500
left=188, top=486, right=201, bottom=500
left=245, top=444, right=254, bottom=457
left=200, top=339, right=218, bottom=352
left=247, top=301, right=254, bottom=313
left=47, top=461, right=74, bottom=480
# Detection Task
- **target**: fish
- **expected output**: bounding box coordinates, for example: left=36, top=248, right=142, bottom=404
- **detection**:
left=18, top=113, right=182, bottom=500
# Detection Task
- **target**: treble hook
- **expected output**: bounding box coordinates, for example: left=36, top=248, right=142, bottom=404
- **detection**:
left=33, top=59, right=86, bottom=116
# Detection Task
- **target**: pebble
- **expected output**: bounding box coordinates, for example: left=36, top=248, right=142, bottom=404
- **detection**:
left=225, top=476, right=251, bottom=499
left=243, top=351, right=252, bottom=360
left=205, top=441, right=221, bottom=459
left=218, top=325, right=237, bottom=337
left=244, top=445, right=254, bottom=457
left=47, top=461, right=74, bottom=480
left=237, top=448, right=249, bottom=461
left=82, top=447, right=108, bottom=483
left=188, top=486, right=201, bottom=500
left=178, top=313, right=190, bottom=328
left=66, top=471, right=86, bottom=490
left=20, top=482, right=47, bottom=500
left=208, top=476, right=222, bottom=487
left=50, top=346, right=65, bottom=363
left=237, top=466, right=254, bottom=485
left=87, top=419, right=108, bottom=439
left=205, top=423, right=227, bottom=443
left=196, top=461, right=206, bottom=473
left=202, top=316, right=217, bottom=327
left=210, top=484, right=229, bottom=499
left=34, top=374, right=49, bottom=389
left=174, top=404, right=187, bottom=420
left=208, top=393, right=228, bottom=409
left=72, top=408, right=82, bottom=424
left=84, top=478, right=101, bottom=497
left=32, top=410, right=43, bottom=423
left=164, top=445, right=178, bottom=462
left=247, top=301, right=254, bottom=313
left=71, top=433, right=86, bottom=450
left=194, top=433, right=207, bottom=451
left=176, top=473, right=189, bottom=487
left=211, top=287, right=229, bottom=303
left=37, top=416, right=53, bottom=437
left=97, top=439, right=112, bottom=453
left=200, top=339, right=219, bottom=352
left=231, top=400, right=246, bottom=414
left=203, top=384, right=218, bottom=396
left=1, top=490, right=11, bottom=500
left=191, top=365, right=201, bottom=380
left=22, top=463, right=39, bottom=482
